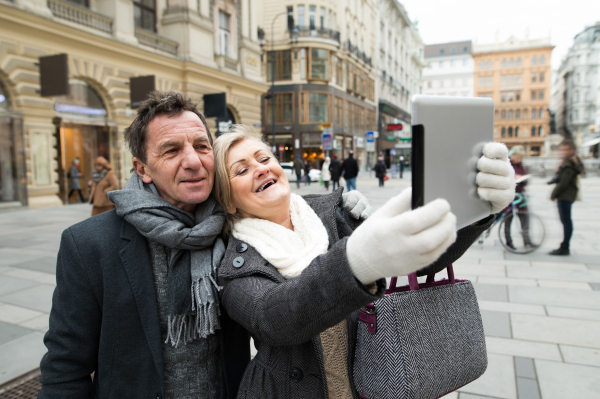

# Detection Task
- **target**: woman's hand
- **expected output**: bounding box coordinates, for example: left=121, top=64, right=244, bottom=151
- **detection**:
left=342, top=190, right=373, bottom=219
left=476, top=142, right=516, bottom=214
left=346, top=187, right=457, bottom=285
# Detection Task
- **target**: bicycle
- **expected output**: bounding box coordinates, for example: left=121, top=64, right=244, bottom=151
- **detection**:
left=478, top=192, right=546, bottom=254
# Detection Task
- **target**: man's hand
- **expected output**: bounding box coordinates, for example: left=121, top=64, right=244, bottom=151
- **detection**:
left=476, top=142, right=516, bottom=214
left=342, top=191, right=373, bottom=219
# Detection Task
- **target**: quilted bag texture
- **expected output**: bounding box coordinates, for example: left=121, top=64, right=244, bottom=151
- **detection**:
left=354, top=266, right=487, bottom=399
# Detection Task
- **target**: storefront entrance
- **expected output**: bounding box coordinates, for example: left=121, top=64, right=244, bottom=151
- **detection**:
left=302, top=132, right=323, bottom=168
left=0, top=84, right=27, bottom=206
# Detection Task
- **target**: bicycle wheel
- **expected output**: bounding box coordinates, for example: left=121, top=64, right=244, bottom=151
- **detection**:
left=498, top=212, right=545, bottom=254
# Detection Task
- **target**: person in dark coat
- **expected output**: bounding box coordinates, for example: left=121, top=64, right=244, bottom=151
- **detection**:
left=303, top=158, right=312, bottom=185
left=374, top=155, right=387, bottom=187
left=329, top=155, right=342, bottom=191
left=398, top=155, right=405, bottom=178
left=211, top=128, right=514, bottom=399
left=341, top=150, right=359, bottom=191
left=549, top=139, right=584, bottom=255
left=293, top=155, right=304, bottom=189
left=67, top=158, right=85, bottom=203
left=503, top=146, right=532, bottom=250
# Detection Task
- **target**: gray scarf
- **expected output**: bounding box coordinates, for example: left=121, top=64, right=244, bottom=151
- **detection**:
left=108, top=174, right=226, bottom=347
left=92, top=169, right=108, bottom=183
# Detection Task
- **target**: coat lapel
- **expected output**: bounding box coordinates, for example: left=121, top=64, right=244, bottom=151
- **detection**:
left=119, top=219, right=164, bottom=382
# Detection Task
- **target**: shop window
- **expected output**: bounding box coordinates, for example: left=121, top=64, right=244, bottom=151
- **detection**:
left=265, top=93, right=294, bottom=124
left=134, top=0, right=156, bottom=32
left=0, top=83, right=27, bottom=204
left=218, top=11, right=231, bottom=57
left=310, top=49, right=329, bottom=80
left=267, top=50, right=292, bottom=81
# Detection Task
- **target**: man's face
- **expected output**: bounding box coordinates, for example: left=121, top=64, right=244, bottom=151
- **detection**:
left=132, top=111, right=214, bottom=213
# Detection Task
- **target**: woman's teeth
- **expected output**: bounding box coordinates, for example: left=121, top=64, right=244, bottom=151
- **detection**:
left=257, top=180, right=276, bottom=192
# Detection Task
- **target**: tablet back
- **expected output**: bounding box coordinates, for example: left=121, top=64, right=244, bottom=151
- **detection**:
left=411, top=95, right=493, bottom=229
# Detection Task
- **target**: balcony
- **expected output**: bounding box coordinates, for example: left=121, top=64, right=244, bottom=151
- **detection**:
left=345, top=41, right=372, bottom=67
left=134, top=28, right=178, bottom=57
left=48, top=0, right=113, bottom=34
left=292, top=27, right=340, bottom=44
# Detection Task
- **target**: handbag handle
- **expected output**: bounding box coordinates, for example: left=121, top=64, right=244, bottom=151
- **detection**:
left=388, top=265, right=455, bottom=291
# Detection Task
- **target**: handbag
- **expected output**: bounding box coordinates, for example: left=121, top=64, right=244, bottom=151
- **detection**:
left=354, top=265, right=487, bottom=399
left=383, top=175, right=390, bottom=182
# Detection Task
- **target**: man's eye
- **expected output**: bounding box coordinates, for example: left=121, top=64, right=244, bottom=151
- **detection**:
left=166, top=149, right=177, bottom=154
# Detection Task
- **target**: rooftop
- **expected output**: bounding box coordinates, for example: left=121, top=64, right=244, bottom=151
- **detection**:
left=473, top=36, right=553, bottom=54
left=424, top=40, right=472, bottom=58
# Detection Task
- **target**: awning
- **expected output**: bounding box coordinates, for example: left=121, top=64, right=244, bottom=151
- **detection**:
left=582, top=137, right=600, bottom=147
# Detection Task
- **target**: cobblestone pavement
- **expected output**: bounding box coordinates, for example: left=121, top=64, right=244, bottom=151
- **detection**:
left=1, top=172, right=599, bottom=399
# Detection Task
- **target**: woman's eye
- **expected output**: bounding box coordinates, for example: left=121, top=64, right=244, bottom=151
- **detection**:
left=236, top=168, right=247, bottom=176
left=261, top=157, right=270, bottom=163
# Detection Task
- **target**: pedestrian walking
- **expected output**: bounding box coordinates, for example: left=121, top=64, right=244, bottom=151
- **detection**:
left=303, top=158, right=312, bottom=185
left=329, top=155, right=342, bottom=191
left=212, top=128, right=515, bottom=399
left=374, top=155, right=387, bottom=187
left=88, top=156, right=118, bottom=216
left=399, top=155, right=405, bottom=179
left=503, top=146, right=532, bottom=250
left=341, top=150, right=359, bottom=191
left=321, top=156, right=331, bottom=191
left=293, top=154, right=303, bottom=189
left=67, top=158, right=85, bottom=203
left=549, top=139, right=584, bottom=256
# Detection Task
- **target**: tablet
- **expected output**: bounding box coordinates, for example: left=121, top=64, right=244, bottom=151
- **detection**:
left=411, top=95, right=494, bottom=229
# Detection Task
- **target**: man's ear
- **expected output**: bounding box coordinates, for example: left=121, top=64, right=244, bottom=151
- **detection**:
left=132, top=157, right=153, bottom=184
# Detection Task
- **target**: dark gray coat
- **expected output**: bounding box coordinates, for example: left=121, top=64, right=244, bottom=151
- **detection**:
left=218, top=189, right=494, bottom=399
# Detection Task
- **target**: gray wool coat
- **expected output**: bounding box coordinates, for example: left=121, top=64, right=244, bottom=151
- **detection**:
left=218, top=188, right=494, bottom=399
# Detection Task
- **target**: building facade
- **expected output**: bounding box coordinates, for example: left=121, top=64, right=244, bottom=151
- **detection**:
left=423, top=41, right=474, bottom=97
left=473, top=36, right=554, bottom=156
left=257, top=0, right=378, bottom=169
left=376, top=0, right=425, bottom=168
left=0, top=0, right=267, bottom=208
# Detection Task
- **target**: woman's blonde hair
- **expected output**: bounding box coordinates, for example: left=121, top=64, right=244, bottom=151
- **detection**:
left=213, top=124, right=271, bottom=235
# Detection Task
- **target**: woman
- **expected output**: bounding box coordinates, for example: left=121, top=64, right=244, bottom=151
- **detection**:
left=321, top=156, right=331, bottom=191
left=212, top=126, right=513, bottom=399
left=503, top=146, right=532, bottom=249
left=549, top=139, right=584, bottom=255
left=89, top=156, right=118, bottom=216
left=303, top=158, right=312, bottom=185
left=67, top=157, right=85, bottom=203
left=374, top=156, right=387, bottom=187
left=329, top=155, right=342, bottom=191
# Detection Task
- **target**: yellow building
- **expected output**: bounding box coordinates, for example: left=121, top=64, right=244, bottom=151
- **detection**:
left=473, top=36, right=554, bottom=156
left=0, top=0, right=267, bottom=209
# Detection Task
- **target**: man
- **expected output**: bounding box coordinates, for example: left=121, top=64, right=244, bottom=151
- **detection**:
left=341, top=150, right=359, bottom=191
left=398, top=155, right=405, bottom=179
left=293, top=154, right=303, bottom=189
left=39, top=91, right=371, bottom=399
left=329, top=154, right=342, bottom=191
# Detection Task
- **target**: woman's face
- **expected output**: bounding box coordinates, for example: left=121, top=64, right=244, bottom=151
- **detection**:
left=511, top=154, right=523, bottom=164
left=226, top=139, right=290, bottom=220
left=559, top=145, right=575, bottom=159
left=95, top=163, right=103, bottom=172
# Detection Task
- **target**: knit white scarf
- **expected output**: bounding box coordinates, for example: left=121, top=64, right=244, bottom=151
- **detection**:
left=232, top=194, right=329, bottom=279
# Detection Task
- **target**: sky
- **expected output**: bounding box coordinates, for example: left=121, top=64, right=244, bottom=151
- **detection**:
left=399, top=0, right=600, bottom=70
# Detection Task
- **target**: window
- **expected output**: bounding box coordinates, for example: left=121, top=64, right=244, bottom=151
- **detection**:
left=309, top=6, right=316, bottom=30
left=267, top=50, right=292, bottom=81
left=501, top=127, right=506, bottom=137
left=531, top=108, right=537, bottom=119
left=300, top=49, right=306, bottom=79
left=310, top=49, right=329, bottom=80
left=502, top=59, right=506, bottom=68
left=509, top=110, right=513, bottom=119
left=450, top=47, right=456, bottom=54
left=501, top=92, right=506, bottom=102
left=538, top=90, right=544, bottom=100
left=501, top=110, right=506, bottom=119
left=265, top=93, right=294, bottom=124
left=516, top=91, right=521, bottom=101
left=439, top=61, right=444, bottom=68
left=509, top=75, right=514, bottom=85
left=540, top=55, right=545, bottom=65
left=218, top=11, right=231, bottom=57
left=509, top=58, right=514, bottom=67
left=134, top=0, right=156, bottom=31
left=523, top=109, right=528, bottom=119
left=532, top=56, right=537, bottom=65
left=320, top=7, right=326, bottom=29
left=487, top=60, right=492, bottom=69
left=508, top=92, right=514, bottom=101
left=516, top=109, right=521, bottom=119
left=538, top=126, right=543, bottom=136
left=539, top=72, right=545, bottom=82
left=334, top=97, right=344, bottom=127
left=486, top=77, right=492, bottom=86
left=531, top=73, right=537, bottom=83
left=463, top=59, right=468, bottom=66
left=531, top=126, right=536, bottom=137
left=479, top=77, right=484, bottom=87
left=516, top=75, right=522, bottom=84
left=501, top=76, right=507, bottom=86
left=515, top=127, right=519, bottom=137
left=305, top=93, right=329, bottom=123
left=334, top=56, right=343, bottom=85
left=508, top=127, right=513, bottom=137
left=517, top=57, right=522, bottom=66
left=297, top=5, right=305, bottom=28
left=440, top=49, right=445, bottom=55
left=539, top=108, right=544, bottom=119
left=531, top=91, right=536, bottom=100
left=450, top=60, right=455, bottom=67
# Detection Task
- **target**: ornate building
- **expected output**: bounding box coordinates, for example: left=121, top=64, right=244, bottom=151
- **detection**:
left=473, top=36, right=554, bottom=156
left=0, top=0, right=267, bottom=208
left=423, top=41, right=474, bottom=98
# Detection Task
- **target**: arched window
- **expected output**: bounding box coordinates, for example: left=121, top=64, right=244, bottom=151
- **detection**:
left=532, top=56, right=537, bottom=65
left=540, top=55, right=545, bottom=65
left=531, top=109, right=537, bottom=119
left=515, top=127, right=519, bottom=137
left=501, top=110, right=506, bottom=119
left=501, top=127, right=506, bottom=137
left=508, top=127, right=513, bottom=137
left=487, top=60, right=492, bottom=69
left=509, top=58, right=514, bottom=67
left=509, top=110, right=513, bottom=119
left=516, top=109, right=521, bottom=119
left=531, top=126, right=536, bottom=136
left=539, top=108, right=544, bottom=119
left=523, top=109, right=528, bottom=119
left=516, top=58, right=522, bottom=67
left=502, top=59, right=507, bottom=68
left=479, top=61, right=485, bottom=70
left=538, top=126, right=543, bottom=136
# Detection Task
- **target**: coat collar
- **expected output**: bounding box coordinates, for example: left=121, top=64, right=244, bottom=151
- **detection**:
left=218, top=188, right=344, bottom=283
left=119, top=219, right=165, bottom=384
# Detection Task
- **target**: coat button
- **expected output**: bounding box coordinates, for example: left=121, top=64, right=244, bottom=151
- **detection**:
left=236, top=243, right=248, bottom=253
left=233, top=256, right=245, bottom=268
left=289, top=367, right=304, bottom=381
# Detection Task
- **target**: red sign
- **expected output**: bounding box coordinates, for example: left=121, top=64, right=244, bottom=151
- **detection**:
left=279, top=144, right=284, bottom=153
left=387, top=124, right=403, bottom=131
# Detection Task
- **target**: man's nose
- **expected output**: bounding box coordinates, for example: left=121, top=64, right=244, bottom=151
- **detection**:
left=181, top=145, right=202, bottom=169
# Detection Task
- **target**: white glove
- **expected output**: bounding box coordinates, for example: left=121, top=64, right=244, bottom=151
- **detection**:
left=476, top=142, right=516, bottom=214
left=346, top=187, right=457, bottom=285
left=342, top=190, right=374, bottom=220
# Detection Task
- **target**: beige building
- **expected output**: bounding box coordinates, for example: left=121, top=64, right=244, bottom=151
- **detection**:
left=256, top=0, right=378, bottom=168
left=473, top=36, right=554, bottom=156
left=0, top=0, right=267, bottom=209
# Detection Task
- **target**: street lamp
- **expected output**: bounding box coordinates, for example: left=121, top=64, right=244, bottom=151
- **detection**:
left=270, top=11, right=289, bottom=158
